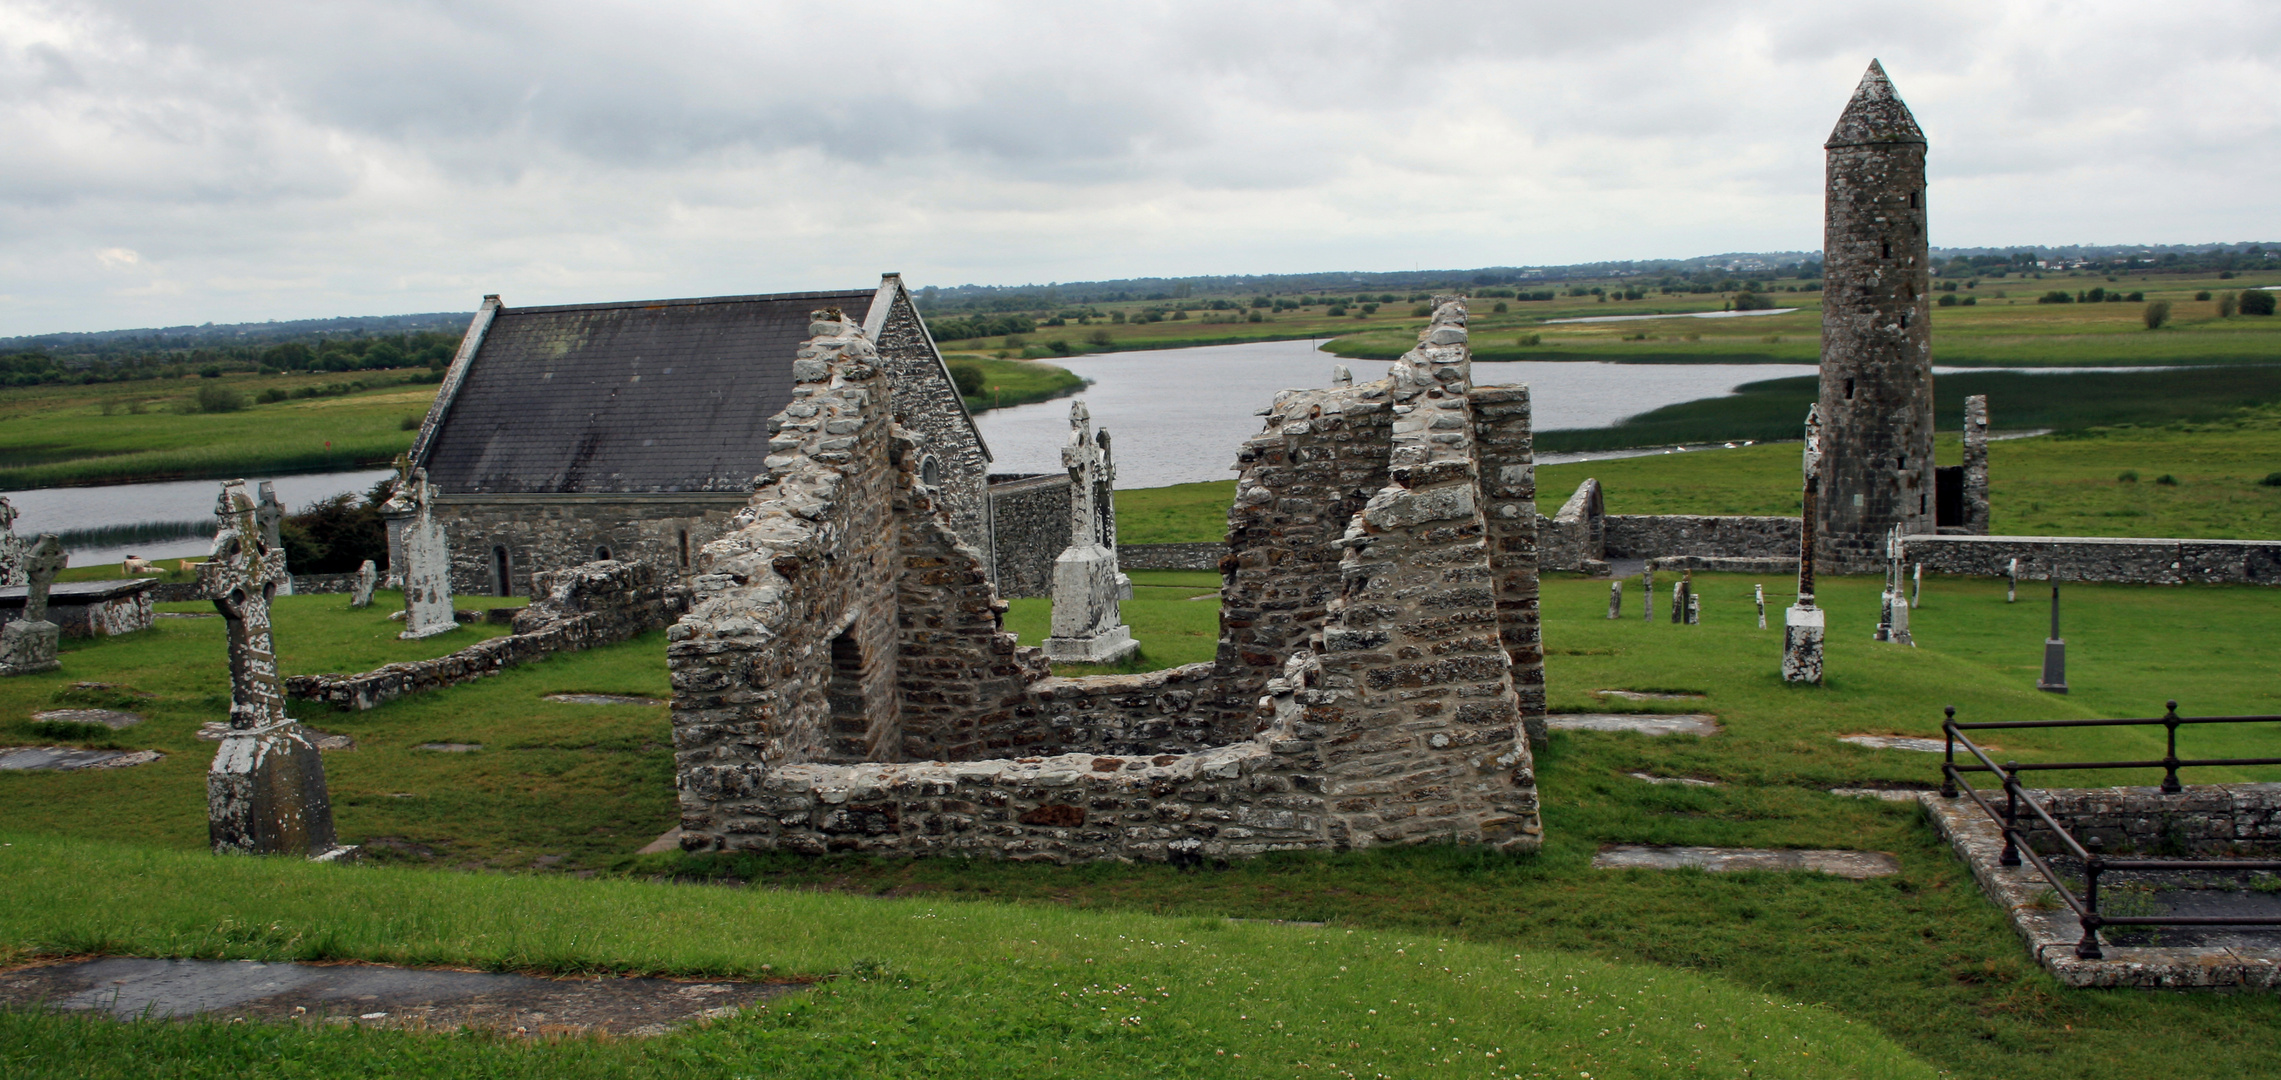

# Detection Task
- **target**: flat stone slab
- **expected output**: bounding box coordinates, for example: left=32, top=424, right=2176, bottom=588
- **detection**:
left=1831, top=787, right=1931, bottom=801
left=1839, top=734, right=1948, bottom=753
left=1548, top=713, right=1721, bottom=737
left=197, top=723, right=354, bottom=751
left=1596, top=690, right=1705, bottom=702
left=32, top=709, right=143, bottom=730
left=1630, top=772, right=1718, bottom=787
left=1594, top=845, right=1899, bottom=878
left=0, top=957, right=796, bottom=1036
left=1922, top=792, right=2281, bottom=988
left=545, top=693, right=665, bottom=707
left=0, top=746, right=163, bottom=771
left=417, top=742, right=482, bottom=753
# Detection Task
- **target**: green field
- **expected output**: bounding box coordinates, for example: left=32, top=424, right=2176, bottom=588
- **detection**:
left=949, top=355, right=1087, bottom=414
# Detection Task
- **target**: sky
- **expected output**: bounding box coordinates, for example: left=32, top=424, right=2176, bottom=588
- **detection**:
left=2, top=0, right=2276, bottom=336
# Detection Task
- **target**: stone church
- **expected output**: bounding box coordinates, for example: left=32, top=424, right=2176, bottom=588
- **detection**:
left=407, top=275, right=1018, bottom=597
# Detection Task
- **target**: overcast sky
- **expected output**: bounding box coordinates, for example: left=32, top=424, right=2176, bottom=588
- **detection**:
left=2, top=1, right=2275, bottom=335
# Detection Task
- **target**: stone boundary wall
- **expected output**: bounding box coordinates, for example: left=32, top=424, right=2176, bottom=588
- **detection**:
left=986, top=473, right=1071, bottom=598
left=1538, top=478, right=1603, bottom=574
left=151, top=571, right=369, bottom=603
left=1120, top=543, right=1224, bottom=572
left=1648, top=555, right=1800, bottom=575
left=285, top=560, right=686, bottom=711
left=2018, top=783, right=2281, bottom=857
left=1903, top=534, right=2281, bottom=586
left=1604, top=515, right=1799, bottom=561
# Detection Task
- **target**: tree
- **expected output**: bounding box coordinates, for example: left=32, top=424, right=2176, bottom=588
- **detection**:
left=946, top=362, right=985, bottom=397
left=2242, top=289, right=2277, bottom=316
left=2218, top=292, right=2239, bottom=318
left=2143, top=301, right=2172, bottom=330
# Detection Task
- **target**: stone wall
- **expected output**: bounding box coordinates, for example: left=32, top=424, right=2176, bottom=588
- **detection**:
left=1539, top=478, right=1605, bottom=574
left=1902, top=534, right=2281, bottom=586
left=285, top=560, right=687, bottom=711
left=1604, top=515, right=1800, bottom=561
left=986, top=473, right=1072, bottom=598
left=1120, top=543, right=1225, bottom=572
left=871, top=280, right=993, bottom=571
left=2019, top=783, right=2281, bottom=857
left=436, top=495, right=744, bottom=598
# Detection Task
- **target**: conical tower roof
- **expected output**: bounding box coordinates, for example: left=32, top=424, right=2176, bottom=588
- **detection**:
left=1825, top=60, right=1924, bottom=148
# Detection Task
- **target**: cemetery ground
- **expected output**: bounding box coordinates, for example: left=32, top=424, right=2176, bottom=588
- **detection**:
left=6, top=571, right=2281, bottom=1076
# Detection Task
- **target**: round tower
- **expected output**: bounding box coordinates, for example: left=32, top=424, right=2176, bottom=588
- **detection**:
left=1817, top=60, right=1933, bottom=574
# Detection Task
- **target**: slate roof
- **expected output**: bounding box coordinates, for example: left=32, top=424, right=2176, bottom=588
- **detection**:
left=419, top=290, right=875, bottom=495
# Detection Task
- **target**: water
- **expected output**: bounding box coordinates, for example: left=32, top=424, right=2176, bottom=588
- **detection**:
left=2, top=469, right=394, bottom=566
left=973, top=339, right=1818, bottom=488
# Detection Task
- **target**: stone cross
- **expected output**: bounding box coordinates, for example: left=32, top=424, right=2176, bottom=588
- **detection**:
left=1783, top=404, right=1826, bottom=684
left=205, top=479, right=343, bottom=857
left=257, top=481, right=294, bottom=596
left=350, top=559, right=377, bottom=609
left=397, top=468, right=459, bottom=640
left=0, top=534, right=66, bottom=676
left=0, top=495, right=24, bottom=587
left=1607, top=579, right=1622, bottom=619
left=1044, top=399, right=1136, bottom=663
left=1874, top=527, right=1912, bottom=646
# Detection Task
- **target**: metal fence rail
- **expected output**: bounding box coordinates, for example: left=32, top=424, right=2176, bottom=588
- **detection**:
left=1938, top=702, right=2281, bottom=959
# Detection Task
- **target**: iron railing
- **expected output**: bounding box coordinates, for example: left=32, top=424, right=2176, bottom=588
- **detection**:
left=1939, top=702, right=2281, bottom=959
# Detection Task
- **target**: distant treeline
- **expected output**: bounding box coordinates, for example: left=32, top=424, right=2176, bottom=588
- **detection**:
left=1535, top=366, right=2281, bottom=453
left=1, top=330, right=460, bottom=386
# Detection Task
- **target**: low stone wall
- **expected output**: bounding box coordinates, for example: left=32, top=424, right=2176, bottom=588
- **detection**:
left=1648, top=555, right=1800, bottom=575
left=2020, top=782, right=2281, bottom=857
left=1604, top=515, right=1799, bottom=561
left=286, top=560, right=686, bottom=711
left=1903, top=534, right=2281, bottom=586
left=149, top=571, right=377, bottom=603
left=1539, top=478, right=1603, bottom=573
left=1119, top=543, right=1224, bottom=572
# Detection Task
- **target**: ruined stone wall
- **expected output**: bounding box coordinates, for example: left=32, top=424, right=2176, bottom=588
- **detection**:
left=1538, top=478, right=1605, bottom=574
left=2020, top=783, right=2281, bottom=857
left=436, top=497, right=742, bottom=597
left=1218, top=381, right=1394, bottom=737
left=1470, top=385, right=1548, bottom=742
left=1962, top=395, right=1991, bottom=535
left=285, top=560, right=687, bottom=711
left=873, top=287, right=993, bottom=569
left=1604, top=515, right=1800, bottom=561
left=1902, top=534, right=2281, bottom=586
left=1120, top=543, right=1226, bottom=572
left=985, top=473, right=1072, bottom=598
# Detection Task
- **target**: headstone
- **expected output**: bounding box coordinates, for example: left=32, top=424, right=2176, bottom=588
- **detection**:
left=0, top=496, right=26, bottom=587
left=204, top=480, right=346, bottom=859
left=1607, top=579, right=1622, bottom=619
left=2006, top=557, right=2018, bottom=603
left=2036, top=580, right=2068, bottom=694
left=1911, top=562, right=1922, bottom=609
left=1641, top=567, right=1655, bottom=621
left=1754, top=584, right=1767, bottom=629
left=1670, top=578, right=1685, bottom=624
left=0, top=534, right=66, bottom=676
left=1687, top=593, right=1700, bottom=625
left=1874, top=527, right=1912, bottom=646
left=1042, top=401, right=1137, bottom=664
left=350, top=560, right=377, bottom=609
left=397, top=469, right=458, bottom=640
left=256, top=481, right=293, bottom=596
left=1783, top=405, right=1826, bottom=684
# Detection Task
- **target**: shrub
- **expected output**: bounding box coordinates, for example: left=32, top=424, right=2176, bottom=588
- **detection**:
left=2155, top=474, right=2179, bottom=486
left=257, top=388, right=289, bottom=403
left=1937, top=293, right=1958, bottom=307
left=2242, top=289, right=2277, bottom=316
left=2143, top=301, right=2173, bottom=330
left=1002, top=335, right=1027, bottom=350
left=2196, top=290, right=2213, bottom=301
left=1326, top=306, right=1347, bottom=317
left=1246, top=311, right=1263, bottom=322
left=1516, top=333, right=1542, bottom=347
left=1084, top=329, right=1114, bottom=347
left=946, top=362, right=985, bottom=397
left=2037, top=290, right=2073, bottom=304
left=1046, top=339, right=1073, bottom=356
left=1410, top=304, right=1431, bottom=317
left=1962, top=296, right=1977, bottom=306
left=2218, top=292, right=2239, bottom=317
left=198, top=364, right=223, bottom=378
left=398, top=414, right=421, bottom=431
left=1492, top=301, right=1507, bottom=313
left=1731, top=292, right=1772, bottom=311
left=2126, top=291, right=2144, bottom=302
left=2118, top=470, right=2138, bottom=483
left=2220, top=270, right=2235, bottom=279
left=1170, top=310, right=1186, bottom=320
left=194, top=383, right=243, bottom=413
left=2259, top=472, right=2281, bottom=487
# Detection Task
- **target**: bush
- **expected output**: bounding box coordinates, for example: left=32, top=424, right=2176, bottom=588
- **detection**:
left=2037, top=290, right=2074, bottom=304
left=2241, top=289, right=2277, bottom=316
left=279, top=490, right=390, bottom=574
left=2196, top=290, right=2213, bottom=301
left=1962, top=296, right=1978, bottom=306
left=398, top=414, right=421, bottom=431
left=1410, top=304, right=1432, bottom=317
left=2218, top=292, right=2239, bottom=317
left=1937, top=293, right=1958, bottom=307
left=1326, top=306, right=1346, bottom=317
left=2118, top=470, right=2138, bottom=483
left=2260, top=472, right=2281, bottom=487
left=946, top=362, right=985, bottom=397
left=256, top=388, right=289, bottom=403
left=1731, top=292, right=1773, bottom=311
left=1046, top=339, right=1073, bottom=356
left=2143, top=301, right=2172, bottom=330
left=194, top=383, right=243, bottom=413
left=1491, top=301, right=1507, bottom=313
left=2126, top=291, right=2144, bottom=302
left=2155, top=474, right=2179, bottom=486
left=1516, top=333, right=1542, bottom=347
left=1084, top=329, right=1114, bottom=347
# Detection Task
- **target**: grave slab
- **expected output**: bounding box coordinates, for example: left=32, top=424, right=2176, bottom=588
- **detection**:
left=32, top=708, right=143, bottom=730
left=0, top=746, right=163, bottom=771
left=1831, top=787, right=1930, bottom=801
left=1596, top=690, right=1705, bottom=702
left=1593, top=844, right=1898, bottom=878
left=0, top=956, right=798, bottom=1036
left=1838, top=734, right=1949, bottom=753
left=417, top=742, right=482, bottom=753
left=546, top=693, right=665, bottom=707
left=1547, top=713, right=1721, bottom=737
left=1629, top=772, right=1718, bottom=787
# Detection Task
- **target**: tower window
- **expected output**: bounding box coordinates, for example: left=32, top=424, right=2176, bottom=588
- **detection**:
left=492, top=546, right=512, bottom=597
left=1908, top=191, right=1919, bottom=209
left=678, top=530, right=691, bottom=570
left=595, top=546, right=612, bottom=561
left=1845, top=378, right=1855, bottom=400
left=1882, top=242, right=1891, bottom=260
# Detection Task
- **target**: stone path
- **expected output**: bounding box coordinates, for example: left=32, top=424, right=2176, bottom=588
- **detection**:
left=545, top=693, right=665, bottom=707
left=0, top=957, right=796, bottom=1036
left=1593, top=845, right=1899, bottom=878
left=0, top=747, right=163, bottom=771
left=1548, top=713, right=1721, bottom=737
left=32, top=708, right=144, bottom=729
left=197, top=722, right=355, bottom=751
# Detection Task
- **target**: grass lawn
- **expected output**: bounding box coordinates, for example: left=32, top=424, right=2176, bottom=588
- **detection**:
left=1002, top=569, right=1222, bottom=674
left=0, top=371, right=438, bottom=489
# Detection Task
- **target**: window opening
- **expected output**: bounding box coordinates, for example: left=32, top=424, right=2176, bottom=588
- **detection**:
left=595, top=546, right=611, bottom=562
left=827, top=627, right=867, bottom=723
left=678, top=530, right=691, bottom=570
left=493, top=546, right=512, bottom=597
left=1881, top=241, right=1891, bottom=259
left=1845, top=377, right=1855, bottom=400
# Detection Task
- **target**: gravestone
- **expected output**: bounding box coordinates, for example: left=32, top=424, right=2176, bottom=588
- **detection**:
left=1607, top=579, right=1622, bottom=619
left=1875, top=527, right=1912, bottom=646
left=1911, top=562, right=1922, bottom=609
left=256, top=481, right=293, bottom=596
left=1641, top=567, right=1654, bottom=621
left=1754, top=584, right=1767, bottom=629
left=0, top=496, right=26, bottom=587
left=0, top=535, right=66, bottom=676
left=1783, top=405, right=1826, bottom=684
left=205, top=480, right=346, bottom=859
left=1043, top=401, right=1137, bottom=664
left=2007, top=557, right=2018, bottom=603
left=2036, top=580, right=2068, bottom=694
left=397, top=469, right=458, bottom=640
left=350, top=560, right=377, bottom=609
left=1670, top=578, right=1686, bottom=624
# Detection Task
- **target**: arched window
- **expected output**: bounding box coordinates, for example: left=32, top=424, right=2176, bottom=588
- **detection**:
left=595, top=546, right=612, bottom=562
left=920, top=455, right=941, bottom=488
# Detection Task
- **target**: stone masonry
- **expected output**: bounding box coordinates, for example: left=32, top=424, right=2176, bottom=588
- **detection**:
left=667, top=299, right=1544, bottom=861
left=1818, top=60, right=1935, bottom=573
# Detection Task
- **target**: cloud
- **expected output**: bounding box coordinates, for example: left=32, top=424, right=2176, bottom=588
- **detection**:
left=0, top=0, right=2276, bottom=333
